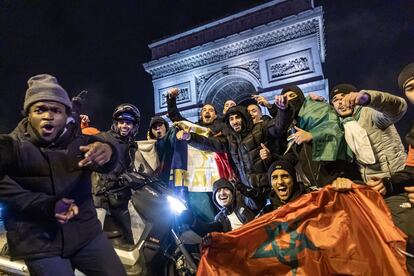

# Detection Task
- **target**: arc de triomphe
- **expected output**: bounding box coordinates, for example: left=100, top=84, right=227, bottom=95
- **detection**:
left=143, top=0, right=327, bottom=122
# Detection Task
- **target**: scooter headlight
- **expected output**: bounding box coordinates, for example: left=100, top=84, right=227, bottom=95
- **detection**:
left=167, top=195, right=187, bottom=215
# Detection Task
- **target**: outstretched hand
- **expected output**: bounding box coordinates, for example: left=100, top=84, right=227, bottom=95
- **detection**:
left=176, top=130, right=191, bottom=141
left=308, top=93, right=325, bottom=102
left=78, top=142, right=112, bottom=167
left=293, top=126, right=313, bottom=144
left=274, top=94, right=288, bottom=110
left=252, top=95, right=271, bottom=108
left=342, top=91, right=370, bottom=109
left=167, top=87, right=180, bottom=98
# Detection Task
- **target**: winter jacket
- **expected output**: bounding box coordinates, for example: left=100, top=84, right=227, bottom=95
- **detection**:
left=405, top=121, right=414, bottom=167
left=188, top=106, right=292, bottom=192
left=283, top=142, right=361, bottom=187
left=1, top=121, right=117, bottom=260
left=92, top=130, right=137, bottom=207
left=351, top=90, right=407, bottom=181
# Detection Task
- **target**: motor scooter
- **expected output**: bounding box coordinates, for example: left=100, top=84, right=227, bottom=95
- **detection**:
left=99, top=171, right=201, bottom=276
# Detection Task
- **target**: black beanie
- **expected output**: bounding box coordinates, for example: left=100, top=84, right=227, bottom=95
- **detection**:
left=268, top=160, right=297, bottom=184
left=398, top=63, right=414, bottom=90
left=281, top=85, right=305, bottom=103
left=330, top=83, right=358, bottom=100
left=213, top=178, right=235, bottom=194
left=212, top=178, right=235, bottom=208
left=148, top=116, right=169, bottom=139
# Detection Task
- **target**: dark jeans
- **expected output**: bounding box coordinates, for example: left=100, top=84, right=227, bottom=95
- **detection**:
left=109, top=199, right=134, bottom=245
left=25, top=232, right=126, bottom=276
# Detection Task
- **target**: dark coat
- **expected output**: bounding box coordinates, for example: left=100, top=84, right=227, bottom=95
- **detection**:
left=1, top=122, right=116, bottom=260
left=92, top=130, right=137, bottom=207
left=188, top=105, right=292, bottom=192
left=283, top=142, right=362, bottom=187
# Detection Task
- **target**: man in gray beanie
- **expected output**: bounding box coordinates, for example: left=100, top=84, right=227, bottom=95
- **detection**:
left=1, top=74, right=126, bottom=275
left=23, top=74, right=73, bottom=114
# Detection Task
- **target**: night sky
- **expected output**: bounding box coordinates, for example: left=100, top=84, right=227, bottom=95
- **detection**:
left=0, top=0, right=413, bottom=140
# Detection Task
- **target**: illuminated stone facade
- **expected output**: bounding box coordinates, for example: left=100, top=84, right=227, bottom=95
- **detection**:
left=143, top=0, right=327, bottom=121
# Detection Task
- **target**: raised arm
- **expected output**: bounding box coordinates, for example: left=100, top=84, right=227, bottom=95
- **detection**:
left=167, top=88, right=187, bottom=122
left=176, top=130, right=227, bottom=153
left=363, top=90, right=407, bottom=129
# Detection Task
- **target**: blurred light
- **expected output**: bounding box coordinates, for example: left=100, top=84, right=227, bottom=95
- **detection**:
left=167, top=195, right=187, bottom=214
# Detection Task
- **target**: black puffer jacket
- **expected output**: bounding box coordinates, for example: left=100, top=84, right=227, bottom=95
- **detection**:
left=1, top=121, right=117, bottom=260
left=189, top=106, right=292, bottom=192
left=92, top=130, right=137, bottom=207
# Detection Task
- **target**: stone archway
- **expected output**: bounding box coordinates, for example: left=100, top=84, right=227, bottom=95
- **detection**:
left=200, top=68, right=261, bottom=115
left=143, top=1, right=327, bottom=118
left=205, top=77, right=256, bottom=114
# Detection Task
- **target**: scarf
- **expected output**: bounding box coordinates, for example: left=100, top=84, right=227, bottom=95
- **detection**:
left=341, top=107, right=376, bottom=165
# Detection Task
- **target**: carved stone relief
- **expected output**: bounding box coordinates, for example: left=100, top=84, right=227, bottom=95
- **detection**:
left=158, top=82, right=191, bottom=109
left=266, top=49, right=314, bottom=82
left=148, top=19, right=320, bottom=79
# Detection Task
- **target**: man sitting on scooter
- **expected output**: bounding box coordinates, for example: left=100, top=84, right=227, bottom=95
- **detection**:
left=93, top=103, right=141, bottom=246
left=191, top=178, right=265, bottom=235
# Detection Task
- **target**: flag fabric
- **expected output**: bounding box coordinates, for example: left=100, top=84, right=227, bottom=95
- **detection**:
left=170, top=121, right=235, bottom=192
left=134, top=140, right=159, bottom=173
left=197, top=185, right=408, bottom=276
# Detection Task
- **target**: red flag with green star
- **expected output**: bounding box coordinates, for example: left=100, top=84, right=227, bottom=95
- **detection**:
left=197, top=185, right=408, bottom=275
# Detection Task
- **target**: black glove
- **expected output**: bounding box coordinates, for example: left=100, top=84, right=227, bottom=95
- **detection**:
left=234, top=181, right=259, bottom=198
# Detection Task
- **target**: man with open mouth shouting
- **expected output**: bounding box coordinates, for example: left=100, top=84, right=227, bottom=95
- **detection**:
left=267, top=161, right=306, bottom=209
left=166, top=87, right=226, bottom=136
left=0, top=74, right=125, bottom=275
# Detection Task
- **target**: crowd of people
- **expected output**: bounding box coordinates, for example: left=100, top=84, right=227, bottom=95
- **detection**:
left=0, top=62, right=414, bottom=275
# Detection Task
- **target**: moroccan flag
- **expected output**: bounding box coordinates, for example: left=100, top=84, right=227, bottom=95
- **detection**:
left=197, top=185, right=409, bottom=276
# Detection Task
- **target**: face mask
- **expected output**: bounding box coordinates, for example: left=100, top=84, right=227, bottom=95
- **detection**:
left=288, top=96, right=304, bottom=116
